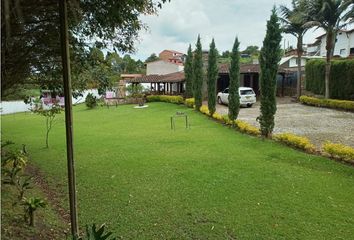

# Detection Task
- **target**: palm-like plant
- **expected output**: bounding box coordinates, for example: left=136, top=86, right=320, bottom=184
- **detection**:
left=280, top=0, right=311, bottom=99
left=306, top=0, right=354, bottom=98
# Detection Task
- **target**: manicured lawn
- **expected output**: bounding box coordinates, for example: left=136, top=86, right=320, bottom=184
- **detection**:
left=2, top=102, right=354, bottom=239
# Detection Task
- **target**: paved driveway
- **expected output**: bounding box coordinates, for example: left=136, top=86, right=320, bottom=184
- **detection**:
left=211, top=97, right=354, bottom=149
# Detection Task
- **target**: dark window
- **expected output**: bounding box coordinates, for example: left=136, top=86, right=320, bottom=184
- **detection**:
left=350, top=48, right=354, bottom=55
left=223, top=88, right=229, bottom=94
left=240, top=90, right=254, bottom=95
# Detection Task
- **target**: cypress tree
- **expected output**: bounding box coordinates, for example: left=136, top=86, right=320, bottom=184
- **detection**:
left=184, top=44, right=194, bottom=98
left=193, top=35, right=203, bottom=111
left=207, top=38, right=218, bottom=116
left=228, top=37, right=241, bottom=122
left=258, top=8, right=282, bottom=138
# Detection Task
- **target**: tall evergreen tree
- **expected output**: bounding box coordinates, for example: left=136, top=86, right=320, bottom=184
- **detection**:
left=258, top=8, right=282, bottom=138
left=184, top=44, right=194, bottom=98
left=207, top=39, right=218, bottom=116
left=228, top=37, right=241, bottom=122
left=193, top=35, right=203, bottom=111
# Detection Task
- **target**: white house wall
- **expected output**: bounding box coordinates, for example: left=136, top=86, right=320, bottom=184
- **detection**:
left=146, top=61, right=184, bottom=75
left=319, top=31, right=354, bottom=57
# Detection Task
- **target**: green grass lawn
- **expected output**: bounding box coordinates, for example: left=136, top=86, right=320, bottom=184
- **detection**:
left=2, top=102, right=354, bottom=239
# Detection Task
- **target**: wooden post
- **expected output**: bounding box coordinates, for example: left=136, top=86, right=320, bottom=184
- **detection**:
left=59, top=0, right=79, bottom=238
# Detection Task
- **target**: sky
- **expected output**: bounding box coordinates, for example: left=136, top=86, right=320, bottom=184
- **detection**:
left=129, top=0, right=325, bottom=61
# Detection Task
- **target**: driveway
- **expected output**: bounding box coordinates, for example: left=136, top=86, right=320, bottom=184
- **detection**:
left=210, top=97, right=354, bottom=149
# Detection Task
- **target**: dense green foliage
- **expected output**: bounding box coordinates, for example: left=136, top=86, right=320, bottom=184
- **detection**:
left=207, top=39, right=218, bottom=116
left=299, top=95, right=354, bottom=111
left=145, top=53, right=160, bottom=63
left=184, top=45, right=194, bottom=98
left=85, top=93, right=98, bottom=109
left=306, top=0, right=354, bottom=98
left=279, top=0, right=311, bottom=98
left=193, top=35, right=204, bottom=111
left=2, top=0, right=167, bottom=96
left=146, top=95, right=184, bottom=104
left=305, top=59, right=354, bottom=100
left=228, top=38, right=241, bottom=122
left=3, top=103, right=354, bottom=239
left=258, top=9, right=282, bottom=138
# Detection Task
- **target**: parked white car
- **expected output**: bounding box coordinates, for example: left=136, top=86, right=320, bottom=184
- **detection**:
left=217, top=87, right=256, bottom=107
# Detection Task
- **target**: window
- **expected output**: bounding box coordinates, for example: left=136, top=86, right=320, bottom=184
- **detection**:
left=350, top=48, right=354, bottom=55
left=340, top=49, right=346, bottom=56
left=240, top=90, right=255, bottom=95
left=223, top=88, right=229, bottom=94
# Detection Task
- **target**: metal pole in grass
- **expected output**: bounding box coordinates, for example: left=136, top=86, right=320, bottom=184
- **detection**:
left=59, top=0, right=79, bottom=238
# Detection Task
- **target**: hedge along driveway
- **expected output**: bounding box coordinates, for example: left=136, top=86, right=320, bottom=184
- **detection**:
left=2, top=102, right=354, bottom=239
left=214, top=98, right=354, bottom=149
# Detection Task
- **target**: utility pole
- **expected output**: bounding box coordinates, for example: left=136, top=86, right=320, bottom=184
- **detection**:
left=58, top=0, right=79, bottom=238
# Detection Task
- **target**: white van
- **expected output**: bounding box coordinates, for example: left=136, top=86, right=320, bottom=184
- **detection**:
left=217, top=87, right=256, bottom=107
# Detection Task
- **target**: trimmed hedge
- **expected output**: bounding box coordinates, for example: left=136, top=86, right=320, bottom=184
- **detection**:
left=323, top=142, right=354, bottom=163
left=305, top=59, right=354, bottom=100
left=146, top=95, right=184, bottom=104
left=299, top=96, right=354, bottom=111
left=274, top=133, right=315, bottom=153
left=185, top=98, right=195, bottom=108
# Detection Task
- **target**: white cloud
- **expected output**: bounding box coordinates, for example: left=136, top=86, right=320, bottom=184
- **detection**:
left=129, top=0, right=325, bottom=60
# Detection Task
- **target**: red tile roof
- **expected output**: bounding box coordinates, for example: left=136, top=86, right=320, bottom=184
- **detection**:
left=219, top=63, right=286, bottom=74
left=127, top=71, right=185, bottom=83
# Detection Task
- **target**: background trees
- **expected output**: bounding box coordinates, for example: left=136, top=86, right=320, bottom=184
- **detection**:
left=306, top=0, right=354, bottom=98
left=280, top=0, right=310, bottom=99
left=228, top=38, right=241, bottom=122
left=207, top=39, right=218, bottom=116
left=1, top=0, right=167, bottom=97
left=193, top=35, right=204, bottom=111
left=258, top=8, right=282, bottom=138
left=184, top=45, right=194, bottom=98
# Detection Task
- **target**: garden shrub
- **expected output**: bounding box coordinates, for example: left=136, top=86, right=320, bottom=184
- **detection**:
left=274, top=133, right=315, bottom=152
left=235, top=120, right=261, bottom=136
left=185, top=98, right=195, bottom=108
left=305, top=59, right=354, bottom=100
left=146, top=95, right=184, bottom=104
left=322, top=142, right=354, bottom=162
left=85, top=93, right=98, bottom=109
left=199, top=105, right=210, bottom=116
left=299, top=96, right=354, bottom=111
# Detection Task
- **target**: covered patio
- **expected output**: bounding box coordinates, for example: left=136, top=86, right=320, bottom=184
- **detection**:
left=126, top=71, right=185, bottom=95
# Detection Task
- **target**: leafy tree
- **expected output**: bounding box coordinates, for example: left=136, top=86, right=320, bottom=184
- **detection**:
left=207, top=39, right=219, bottom=116
left=242, top=45, right=260, bottom=56
left=221, top=50, right=231, bottom=58
left=145, top=53, right=159, bottom=63
left=31, top=101, right=63, bottom=148
left=21, top=197, right=46, bottom=227
left=1, top=0, right=169, bottom=96
left=184, top=44, right=194, bottom=98
left=228, top=38, right=241, bottom=123
left=258, top=8, right=282, bottom=138
left=85, top=93, right=98, bottom=109
left=306, top=0, right=354, bottom=98
left=280, top=0, right=311, bottom=98
left=193, top=35, right=204, bottom=111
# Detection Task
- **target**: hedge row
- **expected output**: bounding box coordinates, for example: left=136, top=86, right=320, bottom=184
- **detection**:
left=146, top=95, right=184, bottom=104
left=305, top=59, right=354, bottom=100
left=299, top=96, right=354, bottom=111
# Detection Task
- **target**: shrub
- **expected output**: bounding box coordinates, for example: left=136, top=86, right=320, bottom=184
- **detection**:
left=274, top=133, right=315, bottom=152
left=299, top=96, right=354, bottom=111
left=322, top=142, right=354, bottom=162
left=22, top=197, right=46, bottom=227
left=305, top=59, right=354, bottom=100
left=185, top=98, right=195, bottom=108
left=85, top=93, right=98, bottom=109
left=146, top=95, right=184, bottom=104
left=235, top=120, right=261, bottom=136
left=212, top=112, right=223, bottom=122
left=199, top=105, right=210, bottom=116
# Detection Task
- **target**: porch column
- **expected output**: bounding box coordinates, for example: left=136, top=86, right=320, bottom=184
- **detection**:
left=164, top=83, right=166, bottom=95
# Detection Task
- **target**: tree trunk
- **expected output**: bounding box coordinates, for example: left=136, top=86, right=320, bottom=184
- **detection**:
left=46, top=117, right=49, bottom=148
left=325, top=30, right=334, bottom=99
left=29, top=209, right=34, bottom=227
left=296, top=36, right=303, bottom=99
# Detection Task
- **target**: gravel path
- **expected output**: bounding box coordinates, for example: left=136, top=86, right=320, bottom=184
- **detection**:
left=211, top=97, right=354, bottom=149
